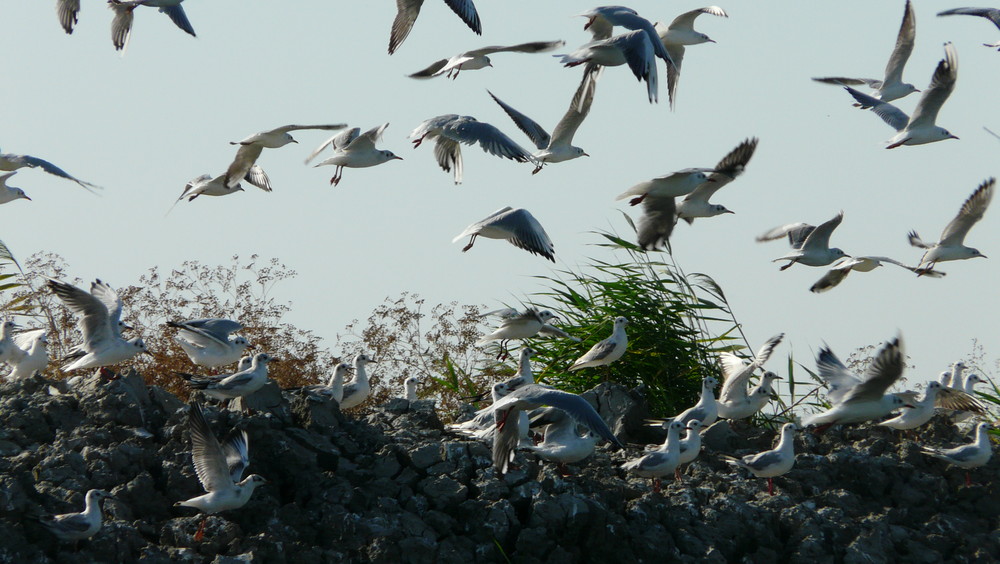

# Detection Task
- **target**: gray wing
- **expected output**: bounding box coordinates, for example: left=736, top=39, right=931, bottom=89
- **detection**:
left=344, top=124, right=389, bottom=153
left=550, top=68, right=598, bottom=149
left=930, top=443, right=981, bottom=463
left=43, top=513, right=92, bottom=535
left=845, top=87, right=909, bottom=130
left=938, top=178, right=994, bottom=246
left=842, top=337, right=905, bottom=403
left=801, top=211, right=844, bottom=251
left=909, top=43, right=958, bottom=129
left=187, top=402, right=233, bottom=492
left=636, top=194, right=676, bottom=251
left=601, top=9, right=674, bottom=66
left=468, top=40, right=565, bottom=57
left=610, top=31, right=658, bottom=98
left=244, top=164, right=271, bottom=192
left=756, top=223, right=814, bottom=248
left=936, top=387, right=986, bottom=413
left=492, top=208, right=555, bottom=262
left=809, top=267, right=852, bottom=293
left=442, top=118, right=537, bottom=163
left=57, top=0, right=81, bottom=33
left=47, top=279, right=113, bottom=350
left=443, top=0, right=481, bottom=34
left=575, top=337, right=618, bottom=365
left=304, top=128, right=360, bottom=164
left=12, top=329, right=45, bottom=350
left=815, top=346, right=863, bottom=404
left=409, top=58, right=451, bottom=79
left=812, top=77, right=883, bottom=88
left=4, top=154, right=100, bottom=190
left=538, top=324, right=578, bottom=341
left=159, top=5, right=196, bottom=37
left=433, top=137, right=463, bottom=183
left=389, top=0, right=424, bottom=54
left=89, top=280, right=124, bottom=338
left=220, top=428, right=250, bottom=482
left=224, top=144, right=264, bottom=189
left=687, top=138, right=759, bottom=203
left=937, top=8, right=1000, bottom=29
left=272, top=124, right=349, bottom=134
left=665, top=43, right=685, bottom=109
left=171, top=318, right=243, bottom=347
left=741, top=449, right=785, bottom=471
left=883, top=0, right=916, bottom=86
left=495, top=386, right=622, bottom=446
left=668, top=6, right=729, bottom=30
left=210, top=371, right=256, bottom=392
left=487, top=91, right=550, bottom=150
left=108, top=1, right=138, bottom=52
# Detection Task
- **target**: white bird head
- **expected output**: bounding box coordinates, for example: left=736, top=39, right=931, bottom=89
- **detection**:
left=686, top=419, right=703, bottom=433
left=354, top=353, right=375, bottom=366
left=703, top=376, right=719, bottom=389
left=240, top=474, right=268, bottom=491
left=253, top=352, right=276, bottom=365
left=830, top=248, right=849, bottom=259
left=130, top=338, right=151, bottom=355
left=966, top=374, right=983, bottom=387
left=382, top=150, right=403, bottom=161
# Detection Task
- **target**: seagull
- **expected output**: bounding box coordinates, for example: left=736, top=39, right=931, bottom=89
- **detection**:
left=673, top=376, right=720, bottom=427
left=802, top=337, right=913, bottom=432
left=166, top=166, right=271, bottom=215
left=0, top=151, right=100, bottom=192
left=403, top=374, right=420, bottom=402
left=0, top=320, right=18, bottom=365
left=810, top=255, right=946, bottom=293
left=616, top=168, right=714, bottom=207
left=568, top=316, right=629, bottom=372
left=0, top=172, right=30, bottom=205
left=38, top=489, right=113, bottom=545
left=675, top=419, right=704, bottom=480
left=908, top=178, right=993, bottom=273
left=479, top=307, right=579, bottom=350
left=452, top=207, right=555, bottom=262
left=476, top=309, right=556, bottom=358
left=167, top=318, right=253, bottom=369
left=921, top=422, right=994, bottom=486
left=107, top=0, right=196, bottom=52
left=523, top=407, right=601, bottom=475
left=388, top=0, right=481, bottom=55
left=447, top=382, right=509, bottom=436
left=409, top=40, right=565, bottom=79
left=845, top=42, right=959, bottom=149
left=946, top=360, right=967, bottom=389
left=812, top=0, right=918, bottom=103
left=937, top=8, right=1000, bottom=49
left=47, top=278, right=149, bottom=372
left=655, top=6, right=729, bottom=108
left=296, top=362, right=351, bottom=404
left=175, top=402, right=266, bottom=541
left=723, top=422, right=798, bottom=496
left=5, top=329, right=49, bottom=380
left=677, top=137, right=759, bottom=224
left=880, top=381, right=983, bottom=431
left=57, top=0, right=82, bottom=33
left=340, top=353, right=376, bottom=410
left=490, top=383, right=623, bottom=475
left=558, top=30, right=659, bottom=103
left=409, top=114, right=538, bottom=184
left=223, top=124, right=348, bottom=189
left=757, top=211, right=849, bottom=270
left=622, top=419, right=686, bottom=492
left=488, top=68, right=598, bottom=174
left=578, top=6, right=676, bottom=68
left=177, top=352, right=275, bottom=403
left=308, top=124, right=402, bottom=186
left=716, top=334, right=784, bottom=421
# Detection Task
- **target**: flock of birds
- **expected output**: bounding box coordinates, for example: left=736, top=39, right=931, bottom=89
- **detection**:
left=5, top=0, right=999, bottom=549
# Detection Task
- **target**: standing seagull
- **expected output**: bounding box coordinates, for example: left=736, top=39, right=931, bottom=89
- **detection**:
left=568, top=316, right=629, bottom=372
left=677, top=137, right=759, bottom=223
left=223, top=124, right=348, bottom=189
left=757, top=212, right=849, bottom=270
left=47, top=278, right=149, bottom=372
left=803, top=337, right=913, bottom=432
left=38, top=489, right=113, bottom=546
left=937, top=8, right=1000, bottom=49
left=388, top=0, right=481, bottom=55
left=308, top=124, right=402, bottom=187
left=921, top=422, right=994, bottom=486
left=908, top=178, right=994, bottom=273
left=813, top=1, right=918, bottom=103
left=0, top=172, right=30, bottom=205
left=409, top=114, right=538, bottom=184
left=655, top=6, right=729, bottom=109
left=5, top=329, right=49, bottom=380
left=453, top=207, right=555, bottom=262
left=0, top=151, right=100, bottom=192
left=809, top=255, right=944, bottom=293
left=488, top=68, right=598, bottom=174
left=845, top=42, right=959, bottom=149
left=723, top=423, right=798, bottom=496
left=622, top=419, right=686, bottom=492
left=340, top=353, right=376, bottom=410
left=178, top=352, right=275, bottom=405
left=175, top=402, right=266, bottom=541
left=107, top=0, right=196, bottom=52
left=168, top=318, right=253, bottom=369
left=409, top=40, right=565, bottom=79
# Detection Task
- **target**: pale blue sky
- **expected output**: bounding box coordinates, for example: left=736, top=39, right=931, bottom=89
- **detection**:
left=2, top=1, right=997, bottom=388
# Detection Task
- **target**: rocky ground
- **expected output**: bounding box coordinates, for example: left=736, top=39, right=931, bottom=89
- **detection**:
left=0, top=371, right=997, bottom=563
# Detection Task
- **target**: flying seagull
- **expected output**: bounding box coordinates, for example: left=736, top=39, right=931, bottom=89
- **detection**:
left=107, top=0, right=196, bottom=53
left=813, top=0, right=919, bottom=103
left=937, top=7, right=1000, bottom=49
left=655, top=6, right=729, bottom=109
left=809, top=255, right=944, bottom=293
left=757, top=211, right=849, bottom=270
left=677, top=137, right=759, bottom=223
left=409, top=40, right=564, bottom=79
left=558, top=30, right=659, bottom=103
left=389, top=0, right=481, bottom=55
left=224, top=124, right=347, bottom=189
left=409, top=114, right=538, bottom=184
left=844, top=42, right=959, bottom=148
left=308, top=124, right=402, bottom=186
left=452, top=207, right=554, bottom=262
left=908, top=178, right=993, bottom=273
left=0, top=151, right=100, bottom=192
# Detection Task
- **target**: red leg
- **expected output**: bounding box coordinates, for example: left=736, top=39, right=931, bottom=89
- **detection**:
left=767, top=478, right=775, bottom=496
left=194, top=516, right=208, bottom=541
left=653, top=478, right=661, bottom=493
